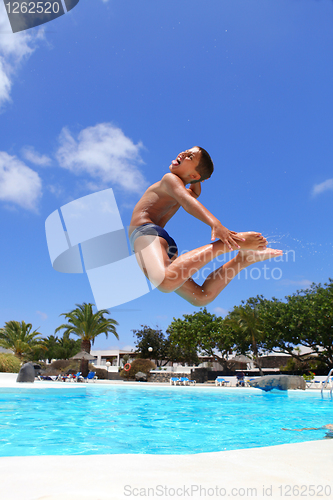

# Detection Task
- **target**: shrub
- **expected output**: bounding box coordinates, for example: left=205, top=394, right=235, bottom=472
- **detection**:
left=49, top=359, right=71, bottom=371
left=120, top=358, right=156, bottom=380
left=48, top=359, right=82, bottom=372
left=302, top=371, right=315, bottom=381
left=0, top=353, right=22, bottom=373
left=41, top=359, right=80, bottom=376
left=280, top=357, right=311, bottom=372
left=94, top=367, right=108, bottom=380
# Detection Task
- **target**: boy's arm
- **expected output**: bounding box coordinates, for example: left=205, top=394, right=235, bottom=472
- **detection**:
left=187, top=182, right=201, bottom=199
left=158, top=183, right=200, bottom=226
left=161, top=174, right=244, bottom=250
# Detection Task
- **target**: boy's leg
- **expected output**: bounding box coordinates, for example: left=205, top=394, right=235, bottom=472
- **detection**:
left=175, top=248, right=283, bottom=306
left=133, top=231, right=268, bottom=293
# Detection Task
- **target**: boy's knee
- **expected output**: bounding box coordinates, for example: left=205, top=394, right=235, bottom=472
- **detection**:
left=195, top=297, right=213, bottom=307
left=157, top=268, right=185, bottom=293
left=157, top=278, right=177, bottom=294
left=189, top=291, right=213, bottom=307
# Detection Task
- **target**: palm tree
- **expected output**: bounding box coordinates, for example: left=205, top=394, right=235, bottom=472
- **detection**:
left=56, top=331, right=81, bottom=360
left=40, top=335, right=59, bottom=363
left=55, top=303, right=119, bottom=376
left=0, top=320, right=44, bottom=361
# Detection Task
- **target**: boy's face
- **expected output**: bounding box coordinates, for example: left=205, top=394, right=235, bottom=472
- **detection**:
left=169, top=146, right=202, bottom=183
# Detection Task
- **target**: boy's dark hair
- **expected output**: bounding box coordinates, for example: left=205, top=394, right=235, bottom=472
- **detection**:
left=191, top=147, right=214, bottom=184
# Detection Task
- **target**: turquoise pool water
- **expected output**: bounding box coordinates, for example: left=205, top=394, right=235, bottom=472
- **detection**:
left=0, top=385, right=332, bottom=457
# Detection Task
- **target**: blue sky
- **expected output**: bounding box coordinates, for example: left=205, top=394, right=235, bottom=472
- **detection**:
left=0, top=0, right=332, bottom=351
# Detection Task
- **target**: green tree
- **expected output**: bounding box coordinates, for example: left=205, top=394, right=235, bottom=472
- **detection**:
left=40, top=335, right=59, bottom=363
left=31, top=333, right=81, bottom=363
left=133, top=326, right=169, bottom=367
left=133, top=325, right=198, bottom=367
left=55, top=303, right=119, bottom=376
left=0, top=320, right=44, bottom=361
left=258, top=281, right=333, bottom=369
left=165, top=340, right=199, bottom=366
left=168, top=308, right=234, bottom=369
left=288, top=281, right=333, bottom=367
left=225, top=300, right=265, bottom=375
left=254, top=295, right=303, bottom=360
left=56, top=332, right=81, bottom=360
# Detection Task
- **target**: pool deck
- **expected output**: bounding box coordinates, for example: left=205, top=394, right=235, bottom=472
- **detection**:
left=1, top=375, right=332, bottom=500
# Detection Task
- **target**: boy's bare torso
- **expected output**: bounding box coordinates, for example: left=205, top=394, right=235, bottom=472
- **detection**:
left=129, top=174, right=179, bottom=234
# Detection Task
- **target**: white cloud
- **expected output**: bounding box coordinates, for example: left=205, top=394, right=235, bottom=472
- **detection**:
left=0, top=58, right=10, bottom=104
left=280, top=279, right=312, bottom=287
left=101, top=344, right=135, bottom=352
left=47, top=184, right=64, bottom=198
left=56, top=123, right=148, bottom=193
left=0, top=3, right=45, bottom=108
left=121, top=345, right=135, bottom=352
left=22, top=146, right=52, bottom=166
left=213, top=307, right=229, bottom=316
left=312, top=178, right=333, bottom=197
left=0, top=152, right=42, bottom=211
left=36, top=310, right=48, bottom=321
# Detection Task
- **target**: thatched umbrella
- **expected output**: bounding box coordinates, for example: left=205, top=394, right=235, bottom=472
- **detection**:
left=70, top=351, right=97, bottom=361
left=232, top=354, right=252, bottom=364
left=70, top=351, right=97, bottom=376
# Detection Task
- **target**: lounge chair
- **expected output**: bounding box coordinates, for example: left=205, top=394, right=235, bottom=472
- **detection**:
left=236, top=373, right=245, bottom=387
left=180, top=377, right=196, bottom=386
left=63, top=373, right=77, bottom=382
left=80, top=371, right=97, bottom=383
left=245, top=378, right=256, bottom=387
left=58, top=373, right=74, bottom=382
left=215, top=376, right=229, bottom=387
left=170, top=377, right=181, bottom=385
left=39, top=375, right=58, bottom=381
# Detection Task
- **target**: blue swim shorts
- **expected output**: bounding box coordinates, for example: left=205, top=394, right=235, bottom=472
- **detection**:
left=129, top=223, right=178, bottom=260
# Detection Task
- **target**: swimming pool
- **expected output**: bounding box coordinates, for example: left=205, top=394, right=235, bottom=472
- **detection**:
left=0, top=385, right=331, bottom=457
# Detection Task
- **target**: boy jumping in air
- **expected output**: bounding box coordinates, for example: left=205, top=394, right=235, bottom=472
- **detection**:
left=129, top=146, right=282, bottom=306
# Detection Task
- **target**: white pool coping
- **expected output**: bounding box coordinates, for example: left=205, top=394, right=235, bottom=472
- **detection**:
left=1, top=375, right=332, bottom=500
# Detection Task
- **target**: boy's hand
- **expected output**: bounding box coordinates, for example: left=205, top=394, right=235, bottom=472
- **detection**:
left=211, top=224, right=245, bottom=250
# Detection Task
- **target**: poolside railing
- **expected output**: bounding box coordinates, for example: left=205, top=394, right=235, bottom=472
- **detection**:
left=321, top=368, right=333, bottom=399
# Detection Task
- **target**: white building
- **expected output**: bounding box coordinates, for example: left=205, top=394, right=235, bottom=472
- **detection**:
left=90, top=349, right=134, bottom=371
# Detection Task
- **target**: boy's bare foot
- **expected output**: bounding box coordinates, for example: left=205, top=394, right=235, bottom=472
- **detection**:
left=236, top=232, right=268, bottom=250
left=236, top=248, right=283, bottom=267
